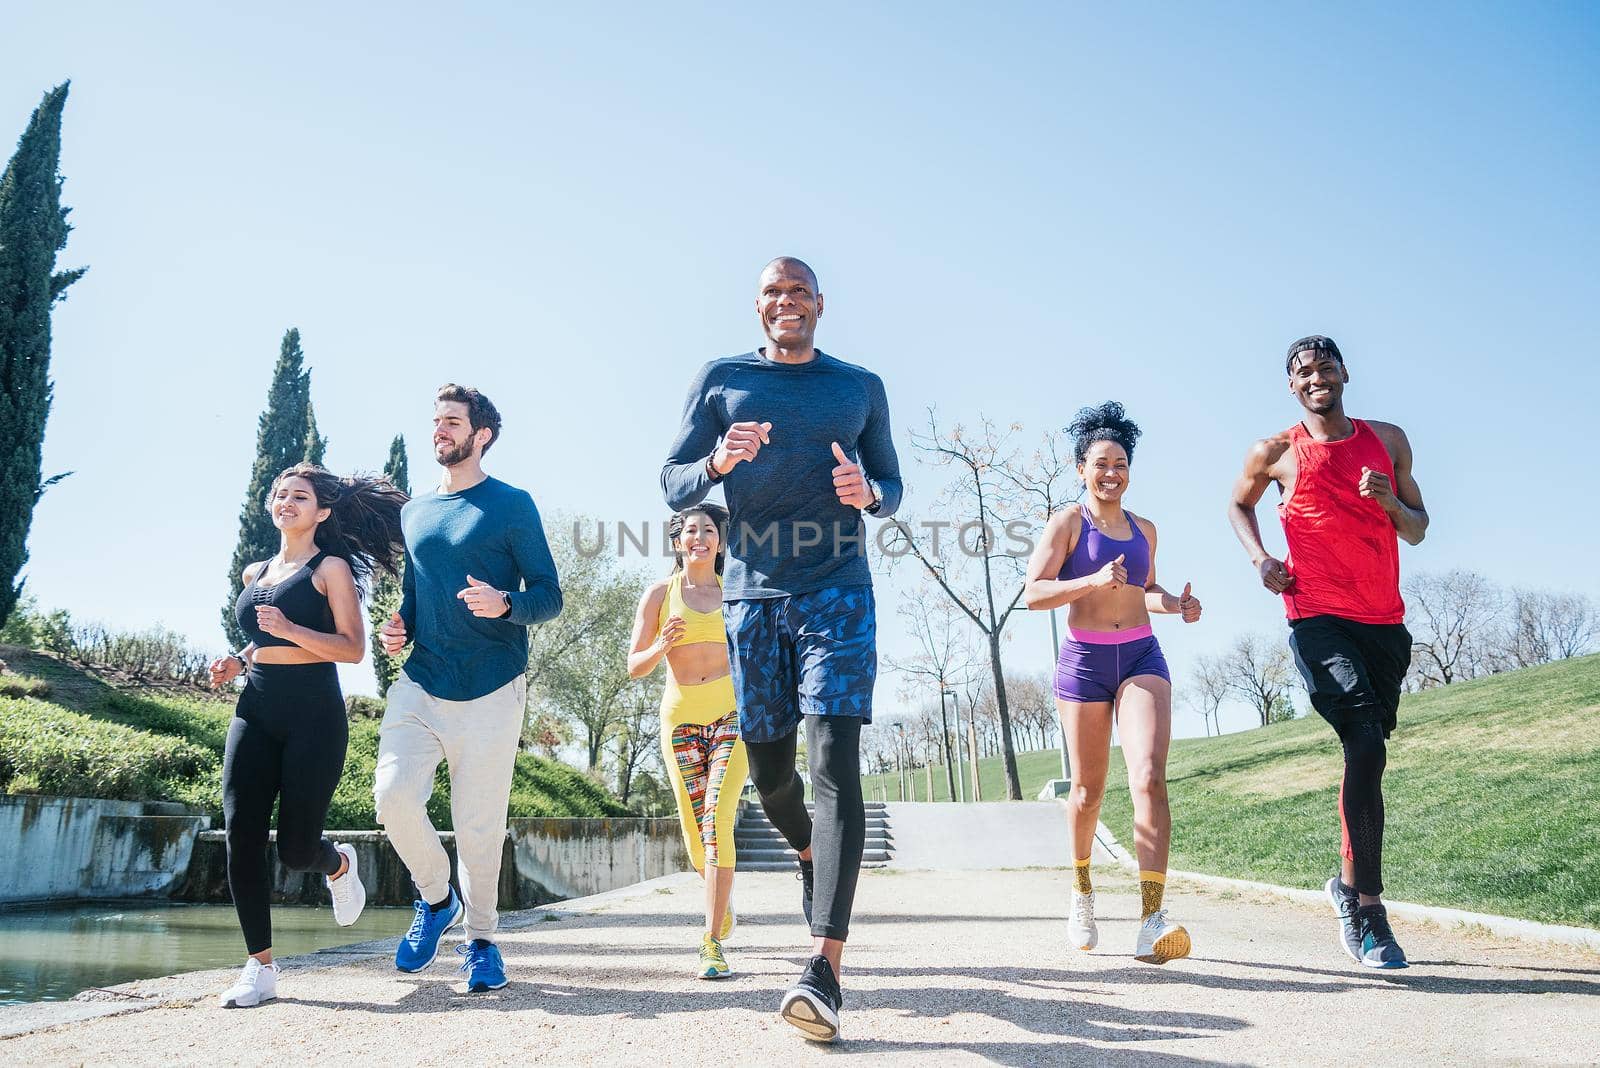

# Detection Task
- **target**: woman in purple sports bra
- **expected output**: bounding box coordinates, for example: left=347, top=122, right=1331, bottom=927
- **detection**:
left=1024, top=401, right=1203, bottom=967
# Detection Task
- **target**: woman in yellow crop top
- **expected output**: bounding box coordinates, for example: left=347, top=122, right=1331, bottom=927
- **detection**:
left=627, top=502, right=748, bottom=979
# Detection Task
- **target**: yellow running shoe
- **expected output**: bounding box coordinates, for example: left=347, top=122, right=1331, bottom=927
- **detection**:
left=718, top=899, right=737, bottom=941
left=698, top=933, right=731, bottom=979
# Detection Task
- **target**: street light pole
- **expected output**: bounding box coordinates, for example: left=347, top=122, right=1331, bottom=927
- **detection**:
left=1050, top=607, right=1069, bottom=783
left=893, top=722, right=907, bottom=801
left=945, top=689, right=965, bottom=803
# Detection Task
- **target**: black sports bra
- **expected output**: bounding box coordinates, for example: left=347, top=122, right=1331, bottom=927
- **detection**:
left=234, top=552, right=336, bottom=648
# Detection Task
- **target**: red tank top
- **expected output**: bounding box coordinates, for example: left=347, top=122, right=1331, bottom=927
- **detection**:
left=1277, top=419, right=1405, bottom=624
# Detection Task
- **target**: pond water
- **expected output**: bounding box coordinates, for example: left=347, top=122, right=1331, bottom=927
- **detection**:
left=0, top=903, right=410, bottom=1005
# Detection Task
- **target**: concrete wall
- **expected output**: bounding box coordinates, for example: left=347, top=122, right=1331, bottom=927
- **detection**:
left=0, top=796, right=211, bottom=906
left=177, top=818, right=692, bottom=908
left=510, top=817, right=691, bottom=903
left=883, top=802, right=1076, bottom=870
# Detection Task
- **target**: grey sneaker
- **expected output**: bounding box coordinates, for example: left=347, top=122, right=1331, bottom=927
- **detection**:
left=1325, top=877, right=1361, bottom=963
left=1356, top=904, right=1408, bottom=969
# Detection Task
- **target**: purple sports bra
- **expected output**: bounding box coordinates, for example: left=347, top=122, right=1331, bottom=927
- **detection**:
left=1056, top=504, right=1151, bottom=588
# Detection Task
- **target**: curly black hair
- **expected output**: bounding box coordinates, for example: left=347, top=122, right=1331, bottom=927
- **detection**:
left=1066, top=400, right=1142, bottom=465
left=668, top=501, right=730, bottom=576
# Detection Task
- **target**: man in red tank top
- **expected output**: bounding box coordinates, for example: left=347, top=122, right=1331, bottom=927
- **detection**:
left=1227, top=335, right=1429, bottom=970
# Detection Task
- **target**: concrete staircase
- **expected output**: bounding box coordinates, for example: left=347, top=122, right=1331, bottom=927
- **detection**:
left=733, top=798, right=894, bottom=871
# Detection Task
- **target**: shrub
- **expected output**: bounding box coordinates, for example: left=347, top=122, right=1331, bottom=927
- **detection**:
left=0, top=696, right=217, bottom=804
left=345, top=695, right=385, bottom=720
left=0, top=675, right=49, bottom=699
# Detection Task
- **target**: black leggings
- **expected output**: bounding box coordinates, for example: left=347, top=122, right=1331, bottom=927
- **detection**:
left=223, top=663, right=347, bottom=954
left=744, top=715, right=864, bottom=941
left=1340, top=721, right=1387, bottom=897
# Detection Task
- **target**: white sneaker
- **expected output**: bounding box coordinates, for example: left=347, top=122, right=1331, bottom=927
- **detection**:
left=1068, top=890, right=1098, bottom=951
left=717, top=899, right=737, bottom=941
left=1134, top=909, right=1191, bottom=965
left=219, top=957, right=278, bottom=1008
left=327, top=843, right=366, bottom=927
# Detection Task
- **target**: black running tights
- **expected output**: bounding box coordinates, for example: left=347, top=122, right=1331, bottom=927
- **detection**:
left=744, top=715, right=864, bottom=941
left=1339, top=720, right=1387, bottom=897
left=223, top=665, right=348, bottom=954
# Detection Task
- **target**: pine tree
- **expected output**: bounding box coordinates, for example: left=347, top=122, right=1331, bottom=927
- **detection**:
left=221, top=328, right=325, bottom=647
left=0, top=83, right=86, bottom=627
left=369, top=434, right=410, bottom=694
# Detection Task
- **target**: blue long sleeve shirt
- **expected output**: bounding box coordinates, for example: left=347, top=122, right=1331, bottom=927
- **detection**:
left=661, top=350, right=903, bottom=599
left=397, top=476, right=562, bottom=701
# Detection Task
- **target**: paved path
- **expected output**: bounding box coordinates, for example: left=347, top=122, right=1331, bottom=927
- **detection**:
left=4, top=866, right=1597, bottom=1066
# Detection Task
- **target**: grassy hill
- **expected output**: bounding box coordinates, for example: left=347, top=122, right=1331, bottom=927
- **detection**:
left=0, top=646, right=628, bottom=828
left=865, top=654, right=1600, bottom=929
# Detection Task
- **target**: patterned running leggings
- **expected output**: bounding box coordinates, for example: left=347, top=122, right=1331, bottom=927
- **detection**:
left=663, top=708, right=749, bottom=870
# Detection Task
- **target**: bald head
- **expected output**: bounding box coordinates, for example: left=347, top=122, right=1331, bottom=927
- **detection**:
left=756, top=256, right=823, bottom=354
left=760, top=256, right=819, bottom=291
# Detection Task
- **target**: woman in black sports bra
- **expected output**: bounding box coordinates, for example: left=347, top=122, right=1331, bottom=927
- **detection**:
left=207, top=462, right=406, bottom=1008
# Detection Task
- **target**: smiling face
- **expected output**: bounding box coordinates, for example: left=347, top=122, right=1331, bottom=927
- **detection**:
left=267, top=475, right=330, bottom=536
left=1288, top=350, right=1348, bottom=415
left=675, top=510, right=722, bottom=569
left=1078, top=440, right=1130, bottom=503
left=756, top=259, right=823, bottom=350
left=432, top=399, right=487, bottom=467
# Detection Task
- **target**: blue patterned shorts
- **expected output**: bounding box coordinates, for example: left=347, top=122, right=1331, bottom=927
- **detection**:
left=723, top=585, right=877, bottom=745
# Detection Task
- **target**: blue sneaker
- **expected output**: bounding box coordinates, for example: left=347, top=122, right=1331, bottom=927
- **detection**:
left=1356, top=904, right=1409, bottom=969
left=395, top=889, right=462, bottom=973
left=457, top=939, right=508, bottom=992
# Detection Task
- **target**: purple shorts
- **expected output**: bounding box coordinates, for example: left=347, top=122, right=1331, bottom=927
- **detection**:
left=1053, top=624, right=1170, bottom=703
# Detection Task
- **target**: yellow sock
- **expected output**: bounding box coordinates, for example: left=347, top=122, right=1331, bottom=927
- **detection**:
left=1073, top=857, right=1093, bottom=895
left=1140, top=870, right=1166, bottom=918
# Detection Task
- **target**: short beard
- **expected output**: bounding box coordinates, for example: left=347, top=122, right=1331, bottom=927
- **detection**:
left=436, top=439, right=477, bottom=467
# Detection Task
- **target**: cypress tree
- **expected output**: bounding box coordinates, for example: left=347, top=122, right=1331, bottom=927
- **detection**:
left=304, top=399, right=327, bottom=466
left=221, top=328, right=324, bottom=647
left=369, top=434, right=410, bottom=694
left=0, top=83, right=86, bottom=627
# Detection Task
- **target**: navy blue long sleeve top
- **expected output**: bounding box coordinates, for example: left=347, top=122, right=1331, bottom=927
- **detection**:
left=661, top=350, right=903, bottom=599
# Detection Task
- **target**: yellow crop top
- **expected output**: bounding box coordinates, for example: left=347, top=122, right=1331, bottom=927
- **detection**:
left=657, top=570, right=725, bottom=646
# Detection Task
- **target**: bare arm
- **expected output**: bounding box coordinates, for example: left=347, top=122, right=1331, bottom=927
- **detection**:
left=1365, top=422, right=1429, bottom=545
left=626, top=582, right=683, bottom=678
left=1139, top=518, right=1201, bottom=622
left=1227, top=436, right=1295, bottom=594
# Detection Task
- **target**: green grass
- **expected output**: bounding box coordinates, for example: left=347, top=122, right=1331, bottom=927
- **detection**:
left=0, top=646, right=627, bottom=827
left=865, top=654, right=1600, bottom=929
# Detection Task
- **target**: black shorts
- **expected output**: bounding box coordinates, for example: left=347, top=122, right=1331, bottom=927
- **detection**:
left=1287, top=615, right=1412, bottom=738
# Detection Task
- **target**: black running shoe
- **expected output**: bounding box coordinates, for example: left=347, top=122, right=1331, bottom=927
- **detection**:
left=797, top=858, right=815, bottom=929
left=780, top=953, right=842, bottom=1042
left=1324, top=876, right=1361, bottom=963
left=1356, top=904, right=1408, bottom=970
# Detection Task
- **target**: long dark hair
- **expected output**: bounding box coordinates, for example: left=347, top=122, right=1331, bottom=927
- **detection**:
left=268, top=463, right=408, bottom=598
left=667, top=502, right=729, bottom=576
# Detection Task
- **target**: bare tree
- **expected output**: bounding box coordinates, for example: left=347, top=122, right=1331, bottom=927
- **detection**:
left=613, top=681, right=663, bottom=807
left=1405, top=569, right=1501, bottom=687
left=1006, top=671, right=1055, bottom=751
left=1505, top=588, right=1599, bottom=667
left=1221, top=632, right=1295, bottom=727
left=886, top=588, right=980, bottom=801
left=1182, top=653, right=1229, bottom=737
left=882, top=410, right=1075, bottom=799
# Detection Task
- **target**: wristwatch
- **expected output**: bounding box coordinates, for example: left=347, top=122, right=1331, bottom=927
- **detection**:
left=864, top=482, right=883, bottom=515
left=500, top=591, right=513, bottom=617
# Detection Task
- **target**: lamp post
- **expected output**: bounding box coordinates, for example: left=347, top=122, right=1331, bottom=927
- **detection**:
left=892, top=722, right=907, bottom=801
left=1050, top=607, right=1069, bottom=782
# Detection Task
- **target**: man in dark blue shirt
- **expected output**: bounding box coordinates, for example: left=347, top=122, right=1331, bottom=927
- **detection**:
left=663, top=257, right=902, bottom=1043
left=375, top=384, right=562, bottom=994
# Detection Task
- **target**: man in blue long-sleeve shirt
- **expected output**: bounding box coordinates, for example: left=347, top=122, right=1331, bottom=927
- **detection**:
left=662, top=257, right=902, bottom=1043
left=374, top=384, right=562, bottom=993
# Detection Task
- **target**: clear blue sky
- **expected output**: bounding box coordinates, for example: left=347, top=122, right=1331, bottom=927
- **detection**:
left=6, top=2, right=1597, bottom=736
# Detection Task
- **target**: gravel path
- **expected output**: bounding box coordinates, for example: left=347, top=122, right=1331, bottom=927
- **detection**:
left=4, top=866, right=1597, bottom=1066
